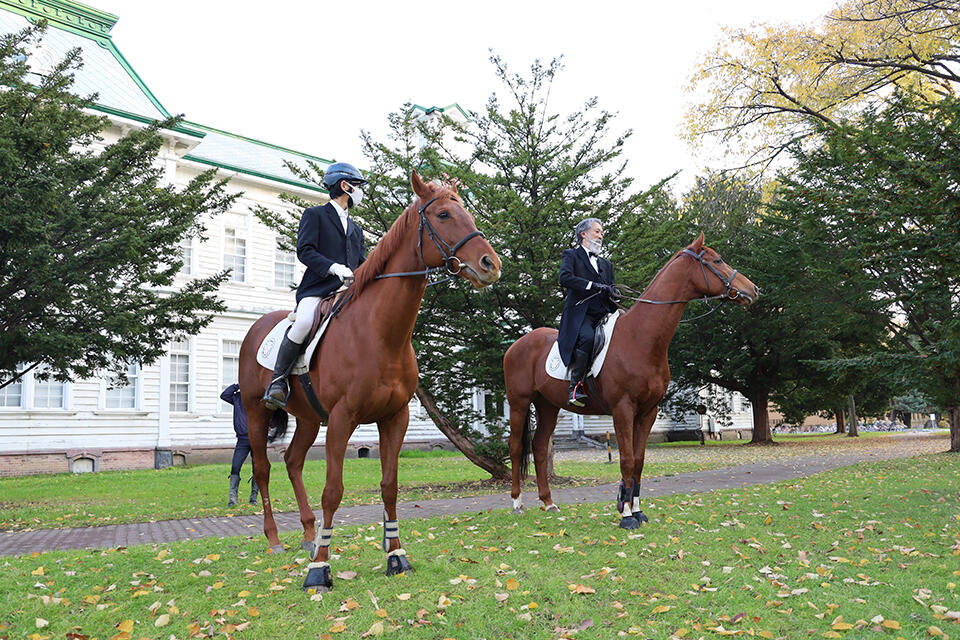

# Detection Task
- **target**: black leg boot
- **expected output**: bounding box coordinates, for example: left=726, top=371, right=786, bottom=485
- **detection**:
left=262, top=332, right=300, bottom=410
left=227, top=474, right=240, bottom=507
left=249, top=477, right=259, bottom=505
left=567, top=348, right=590, bottom=407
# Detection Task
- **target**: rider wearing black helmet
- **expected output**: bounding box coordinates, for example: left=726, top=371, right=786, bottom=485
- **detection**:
left=262, top=162, right=368, bottom=409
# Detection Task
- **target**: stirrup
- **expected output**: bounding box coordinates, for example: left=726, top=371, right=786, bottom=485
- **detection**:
left=262, top=378, right=290, bottom=410
left=568, top=381, right=587, bottom=407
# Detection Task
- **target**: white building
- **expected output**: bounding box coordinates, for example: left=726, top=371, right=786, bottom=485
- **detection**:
left=0, top=1, right=752, bottom=477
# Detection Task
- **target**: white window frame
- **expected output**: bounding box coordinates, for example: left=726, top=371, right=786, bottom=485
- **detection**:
left=169, top=339, right=193, bottom=413
left=25, top=367, right=71, bottom=411
left=179, top=236, right=196, bottom=276
left=0, top=371, right=26, bottom=410
left=223, top=226, right=248, bottom=283
left=218, top=337, right=243, bottom=413
left=99, top=363, right=142, bottom=411
left=274, top=242, right=297, bottom=289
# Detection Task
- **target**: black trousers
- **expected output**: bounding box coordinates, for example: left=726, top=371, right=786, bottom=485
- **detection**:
left=575, top=313, right=604, bottom=354
left=230, top=436, right=253, bottom=476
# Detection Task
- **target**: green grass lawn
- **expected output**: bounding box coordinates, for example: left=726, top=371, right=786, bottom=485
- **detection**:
left=0, top=453, right=956, bottom=639
left=0, top=454, right=711, bottom=532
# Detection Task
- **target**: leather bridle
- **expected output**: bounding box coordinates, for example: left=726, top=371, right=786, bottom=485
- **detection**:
left=375, top=196, right=485, bottom=282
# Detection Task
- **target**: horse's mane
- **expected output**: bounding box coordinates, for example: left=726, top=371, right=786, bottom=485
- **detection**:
left=638, top=246, right=689, bottom=299
left=350, top=181, right=459, bottom=299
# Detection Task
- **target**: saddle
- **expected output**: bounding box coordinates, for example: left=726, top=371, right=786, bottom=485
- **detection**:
left=295, top=292, right=342, bottom=350
left=544, top=310, right=622, bottom=381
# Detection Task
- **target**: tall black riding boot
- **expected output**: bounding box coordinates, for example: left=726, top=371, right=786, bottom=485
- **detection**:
left=227, top=473, right=240, bottom=507
left=567, top=348, right=590, bottom=407
left=263, top=333, right=301, bottom=410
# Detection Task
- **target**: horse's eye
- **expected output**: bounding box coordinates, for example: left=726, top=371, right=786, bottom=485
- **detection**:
left=437, top=210, right=450, bottom=220
left=713, top=259, right=723, bottom=264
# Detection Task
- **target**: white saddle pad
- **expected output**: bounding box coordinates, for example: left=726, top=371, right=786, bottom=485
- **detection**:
left=545, top=310, right=623, bottom=381
left=256, top=312, right=332, bottom=375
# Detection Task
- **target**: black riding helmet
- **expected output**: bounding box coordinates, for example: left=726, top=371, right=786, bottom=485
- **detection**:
left=322, top=162, right=367, bottom=189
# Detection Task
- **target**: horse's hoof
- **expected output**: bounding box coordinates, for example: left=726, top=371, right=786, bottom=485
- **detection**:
left=301, top=540, right=317, bottom=558
left=386, top=553, right=413, bottom=577
left=303, top=564, right=333, bottom=591
left=618, top=516, right=640, bottom=530
left=633, top=511, right=649, bottom=524
left=512, top=507, right=525, bottom=515
left=268, top=544, right=286, bottom=554
left=544, top=504, right=561, bottom=513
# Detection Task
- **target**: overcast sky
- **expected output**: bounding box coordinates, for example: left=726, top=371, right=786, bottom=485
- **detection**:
left=96, top=0, right=838, bottom=195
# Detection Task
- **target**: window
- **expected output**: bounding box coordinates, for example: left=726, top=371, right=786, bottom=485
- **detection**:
left=224, top=228, right=246, bottom=282
left=274, top=244, right=297, bottom=288
left=179, top=237, right=193, bottom=275
left=105, top=363, right=139, bottom=409
left=169, top=340, right=190, bottom=412
left=222, top=340, right=241, bottom=388
left=0, top=378, right=23, bottom=408
left=732, top=393, right=742, bottom=413
left=33, top=368, right=65, bottom=409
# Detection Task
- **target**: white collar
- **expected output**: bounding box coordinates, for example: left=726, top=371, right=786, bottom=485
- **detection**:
left=330, top=199, right=348, bottom=219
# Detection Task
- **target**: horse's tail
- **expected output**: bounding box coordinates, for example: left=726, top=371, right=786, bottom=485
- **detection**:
left=267, top=409, right=289, bottom=443
left=519, top=404, right=534, bottom=481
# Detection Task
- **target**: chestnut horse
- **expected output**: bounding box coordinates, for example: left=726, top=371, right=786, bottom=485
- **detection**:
left=238, top=171, right=501, bottom=591
left=503, top=234, right=757, bottom=528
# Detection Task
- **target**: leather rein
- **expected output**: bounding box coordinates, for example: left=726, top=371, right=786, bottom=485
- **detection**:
left=373, top=196, right=485, bottom=285
left=615, top=248, right=751, bottom=322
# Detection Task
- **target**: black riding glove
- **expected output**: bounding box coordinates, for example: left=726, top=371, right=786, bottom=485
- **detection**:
left=597, top=283, right=622, bottom=302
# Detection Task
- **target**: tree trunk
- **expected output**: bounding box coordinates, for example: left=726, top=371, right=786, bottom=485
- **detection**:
left=834, top=408, right=846, bottom=434
left=949, top=405, right=960, bottom=453
left=415, top=384, right=510, bottom=479
left=846, top=394, right=859, bottom=437
left=748, top=390, right=774, bottom=444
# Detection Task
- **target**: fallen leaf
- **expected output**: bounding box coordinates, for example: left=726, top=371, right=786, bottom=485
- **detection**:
left=116, top=620, right=133, bottom=634
left=154, top=614, right=170, bottom=627
left=329, top=622, right=347, bottom=633
left=506, top=578, right=519, bottom=591
left=396, top=593, right=411, bottom=601
left=881, top=620, right=901, bottom=630
left=651, top=605, right=674, bottom=614
left=35, top=618, right=48, bottom=628
left=337, top=571, right=358, bottom=580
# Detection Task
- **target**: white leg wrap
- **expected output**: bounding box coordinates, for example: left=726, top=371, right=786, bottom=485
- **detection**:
left=306, top=561, right=329, bottom=569
left=632, top=496, right=641, bottom=512
left=318, top=527, right=333, bottom=547
left=621, top=503, right=633, bottom=518
left=387, top=548, right=406, bottom=557
left=513, top=496, right=523, bottom=510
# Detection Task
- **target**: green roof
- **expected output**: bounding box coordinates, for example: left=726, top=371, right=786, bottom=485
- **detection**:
left=411, top=102, right=472, bottom=122
left=0, top=0, right=331, bottom=191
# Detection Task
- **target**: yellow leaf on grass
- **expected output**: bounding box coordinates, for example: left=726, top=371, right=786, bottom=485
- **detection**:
left=567, top=584, right=596, bottom=594
left=506, top=578, right=519, bottom=591
left=110, top=634, right=131, bottom=640
left=822, top=633, right=841, bottom=639
left=651, top=605, right=674, bottom=614
left=832, top=623, right=853, bottom=630
left=116, top=620, right=134, bottom=633
left=396, top=593, right=411, bottom=600
left=928, top=627, right=945, bottom=637
left=154, top=614, right=170, bottom=627
left=757, top=632, right=775, bottom=639
left=672, top=628, right=689, bottom=638
left=31, top=566, right=45, bottom=576
left=329, top=622, right=347, bottom=633
left=155, top=549, right=168, bottom=560
left=237, top=590, right=251, bottom=597
left=248, top=607, right=260, bottom=617
left=205, top=554, right=220, bottom=561
left=881, top=620, right=901, bottom=630
left=364, top=621, right=384, bottom=636
left=375, top=608, right=388, bottom=618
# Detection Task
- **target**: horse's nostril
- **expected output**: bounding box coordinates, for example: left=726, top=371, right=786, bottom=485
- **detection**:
left=480, top=255, right=493, bottom=271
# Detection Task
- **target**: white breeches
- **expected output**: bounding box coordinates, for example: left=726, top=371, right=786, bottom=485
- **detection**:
left=288, top=296, right=321, bottom=344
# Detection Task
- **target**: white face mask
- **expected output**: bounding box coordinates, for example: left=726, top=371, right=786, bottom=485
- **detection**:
left=347, top=184, right=364, bottom=208
left=585, top=238, right=602, bottom=254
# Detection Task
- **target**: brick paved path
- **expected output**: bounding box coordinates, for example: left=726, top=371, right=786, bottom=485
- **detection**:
left=0, top=445, right=932, bottom=557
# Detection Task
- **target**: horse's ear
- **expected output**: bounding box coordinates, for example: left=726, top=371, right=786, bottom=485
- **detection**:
left=691, top=232, right=705, bottom=251
left=410, top=170, right=431, bottom=199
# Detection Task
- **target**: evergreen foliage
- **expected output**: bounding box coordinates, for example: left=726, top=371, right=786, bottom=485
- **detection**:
left=0, top=24, right=237, bottom=388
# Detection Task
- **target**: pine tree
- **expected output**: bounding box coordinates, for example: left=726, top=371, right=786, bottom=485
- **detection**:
left=0, top=24, right=236, bottom=388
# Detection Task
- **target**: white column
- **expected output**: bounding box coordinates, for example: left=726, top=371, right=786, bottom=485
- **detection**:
left=158, top=356, right=170, bottom=447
